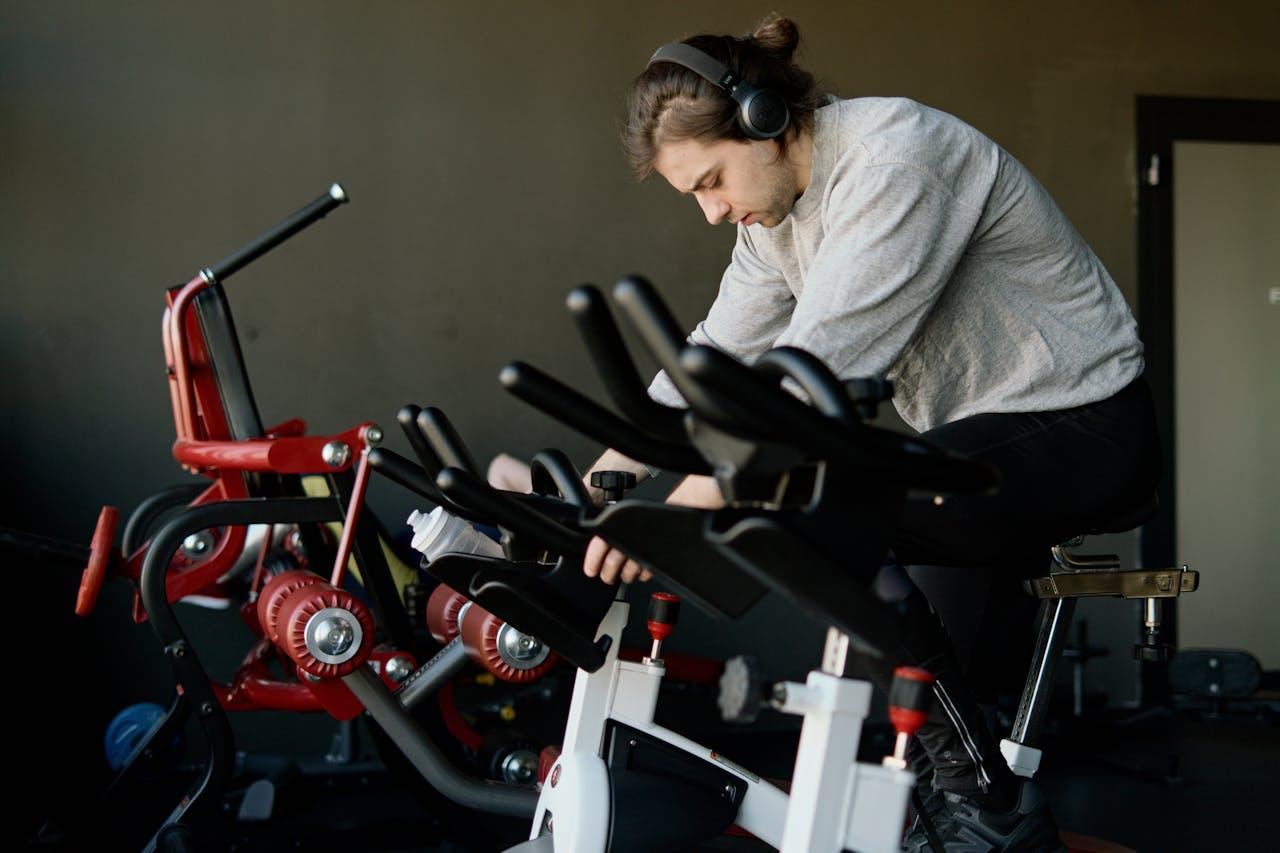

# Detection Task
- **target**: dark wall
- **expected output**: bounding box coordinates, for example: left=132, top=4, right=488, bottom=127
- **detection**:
left=4, top=1, right=1278, bottom=828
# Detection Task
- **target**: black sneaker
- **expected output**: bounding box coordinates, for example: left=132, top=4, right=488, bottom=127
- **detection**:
left=904, top=779, right=1066, bottom=852
left=903, top=783, right=949, bottom=852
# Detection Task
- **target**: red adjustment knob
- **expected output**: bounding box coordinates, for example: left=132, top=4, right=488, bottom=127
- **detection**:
left=275, top=582, right=376, bottom=679
left=425, top=583, right=468, bottom=644
left=537, top=745, right=562, bottom=785
left=458, top=604, right=557, bottom=683
left=257, top=569, right=325, bottom=644
left=885, top=666, right=935, bottom=769
left=76, top=505, right=119, bottom=617
left=646, top=592, right=681, bottom=660
left=647, top=593, right=681, bottom=640
left=888, top=666, right=935, bottom=735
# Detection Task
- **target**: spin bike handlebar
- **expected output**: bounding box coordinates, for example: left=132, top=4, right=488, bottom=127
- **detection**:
left=499, top=361, right=711, bottom=474
left=612, top=275, right=773, bottom=436
left=602, top=275, right=997, bottom=495
left=678, top=344, right=1000, bottom=495
left=566, top=285, right=689, bottom=442
left=435, top=467, right=590, bottom=559
left=202, top=183, right=348, bottom=283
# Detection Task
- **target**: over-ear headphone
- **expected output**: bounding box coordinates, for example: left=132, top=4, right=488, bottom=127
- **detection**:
left=647, top=42, right=790, bottom=141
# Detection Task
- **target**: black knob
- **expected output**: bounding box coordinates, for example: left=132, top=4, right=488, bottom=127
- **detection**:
left=590, top=470, right=637, bottom=502
left=844, top=378, right=895, bottom=420
left=1134, top=642, right=1172, bottom=663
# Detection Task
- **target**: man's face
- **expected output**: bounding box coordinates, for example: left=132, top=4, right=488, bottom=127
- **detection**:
left=654, top=136, right=799, bottom=228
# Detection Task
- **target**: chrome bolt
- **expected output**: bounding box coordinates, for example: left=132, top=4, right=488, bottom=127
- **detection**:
left=305, top=608, right=364, bottom=665
left=501, top=749, right=539, bottom=785
left=322, top=441, right=352, bottom=468
left=313, top=616, right=355, bottom=657
left=182, top=530, right=215, bottom=558
left=364, top=425, right=383, bottom=446
left=496, top=623, right=550, bottom=669
left=384, top=655, right=414, bottom=683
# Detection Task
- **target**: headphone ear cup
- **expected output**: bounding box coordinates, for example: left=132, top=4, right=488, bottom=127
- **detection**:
left=737, top=86, right=790, bottom=140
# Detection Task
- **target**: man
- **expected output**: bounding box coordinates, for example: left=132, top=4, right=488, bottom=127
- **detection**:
left=548, top=15, right=1159, bottom=853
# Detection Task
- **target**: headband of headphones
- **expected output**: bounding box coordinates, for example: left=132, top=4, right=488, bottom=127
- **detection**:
left=647, top=42, right=790, bottom=141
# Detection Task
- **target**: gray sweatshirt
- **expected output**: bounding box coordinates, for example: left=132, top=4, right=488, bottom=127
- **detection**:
left=648, top=97, right=1143, bottom=433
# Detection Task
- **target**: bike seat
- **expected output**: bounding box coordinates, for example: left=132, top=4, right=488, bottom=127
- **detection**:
left=1087, top=493, right=1159, bottom=535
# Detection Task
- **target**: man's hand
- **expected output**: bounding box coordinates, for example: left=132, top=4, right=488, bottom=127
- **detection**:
left=582, top=474, right=724, bottom=585
left=583, top=536, right=653, bottom=585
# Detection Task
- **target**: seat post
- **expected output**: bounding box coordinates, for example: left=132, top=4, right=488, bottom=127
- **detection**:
left=1001, top=596, right=1077, bottom=778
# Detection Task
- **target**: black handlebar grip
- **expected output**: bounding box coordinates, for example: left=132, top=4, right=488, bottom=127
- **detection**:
left=754, top=347, right=860, bottom=425
left=204, top=183, right=348, bottom=283
left=418, top=407, right=482, bottom=477
left=612, top=276, right=757, bottom=432
left=530, top=449, right=593, bottom=508
left=498, top=362, right=711, bottom=474
left=397, top=404, right=445, bottom=478
left=367, top=448, right=453, bottom=510
left=567, top=285, right=688, bottom=442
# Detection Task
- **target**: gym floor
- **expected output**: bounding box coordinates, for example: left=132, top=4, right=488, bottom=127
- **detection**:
left=136, top=708, right=1275, bottom=852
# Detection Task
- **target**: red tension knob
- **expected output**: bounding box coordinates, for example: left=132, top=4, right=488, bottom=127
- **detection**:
left=884, top=666, right=936, bottom=770
left=645, top=592, right=681, bottom=661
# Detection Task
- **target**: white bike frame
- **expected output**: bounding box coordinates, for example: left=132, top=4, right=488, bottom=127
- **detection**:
left=527, top=599, right=914, bottom=853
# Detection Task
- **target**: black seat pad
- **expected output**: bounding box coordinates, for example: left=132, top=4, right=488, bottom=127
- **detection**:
left=1087, top=493, right=1159, bottom=535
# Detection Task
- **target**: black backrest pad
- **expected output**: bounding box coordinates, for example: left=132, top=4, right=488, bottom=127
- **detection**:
left=193, top=284, right=266, bottom=440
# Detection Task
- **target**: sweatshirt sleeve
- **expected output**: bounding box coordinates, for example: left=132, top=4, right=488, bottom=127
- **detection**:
left=772, top=159, right=984, bottom=379
left=647, top=225, right=795, bottom=407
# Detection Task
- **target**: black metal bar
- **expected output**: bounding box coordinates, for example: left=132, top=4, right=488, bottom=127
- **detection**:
left=611, top=275, right=756, bottom=431
left=754, top=347, right=859, bottom=424
left=499, top=361, right=710, bottom=474
left=1009, top=598, right=1078, bottom=747
left=139, top=497, right=343, bottom=840
left=418, top=407, right=483, bottom=477
left=396, top=637, right=470, bottom=710
left=204, top=183, right=348, bottom=282
left=367, top=447, right=476, bottom=517
left=529, top=448, right=593, bottom=507
left=435, top=467, right=589, bottom=558
left=566, top=284, right=689, bottom=442
left=397, top=404, right=445, bottom=478
left=344, top=667, right=538, bottom=817
left=680, top=345, right=998, bottom=495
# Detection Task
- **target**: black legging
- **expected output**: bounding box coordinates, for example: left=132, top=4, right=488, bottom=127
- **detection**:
left=861, top=374, right=1161, bottom=795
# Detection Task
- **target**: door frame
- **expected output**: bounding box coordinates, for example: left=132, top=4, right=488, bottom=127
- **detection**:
left=1135, top=95, right=1280, bottom=699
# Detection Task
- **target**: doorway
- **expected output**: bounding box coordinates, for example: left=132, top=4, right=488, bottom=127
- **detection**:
left=1136, top=96, right=1280, bottom=696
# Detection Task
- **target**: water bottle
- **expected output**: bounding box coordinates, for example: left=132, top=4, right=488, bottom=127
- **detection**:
left=407, top=506, right=505, bottom=564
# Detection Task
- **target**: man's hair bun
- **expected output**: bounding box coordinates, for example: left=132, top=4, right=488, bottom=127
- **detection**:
left=751, top=14, right=801, bottom=62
